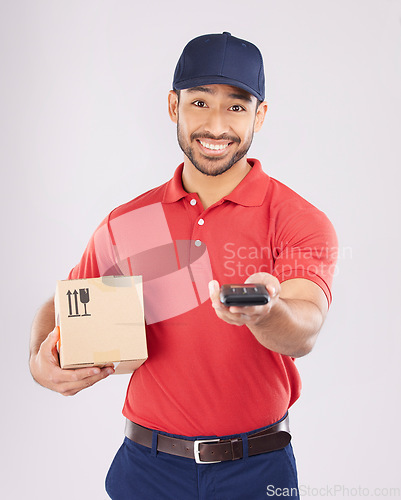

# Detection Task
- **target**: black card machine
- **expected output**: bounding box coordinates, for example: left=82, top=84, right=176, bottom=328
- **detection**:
left=220, top=284, right=270, bottom=307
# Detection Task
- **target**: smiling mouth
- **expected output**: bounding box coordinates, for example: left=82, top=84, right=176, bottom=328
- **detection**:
left=195, top=139, right=237, bottom=157
left=198, top=140, right=231, bottom=151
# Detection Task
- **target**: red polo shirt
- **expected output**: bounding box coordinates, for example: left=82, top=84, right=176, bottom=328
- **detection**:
left=68, top=159, right=337, bottom=436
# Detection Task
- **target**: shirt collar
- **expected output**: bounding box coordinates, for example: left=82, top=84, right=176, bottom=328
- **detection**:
left=162, top=158, right=270, bottom=207
left=162, top=163, right=188, bottom=203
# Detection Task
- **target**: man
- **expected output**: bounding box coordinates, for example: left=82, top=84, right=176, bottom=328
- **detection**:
left=29, top=32, right=337, bottom=499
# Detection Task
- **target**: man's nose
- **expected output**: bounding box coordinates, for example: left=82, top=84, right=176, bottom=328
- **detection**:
left=204, top=109, right=229, bottom=137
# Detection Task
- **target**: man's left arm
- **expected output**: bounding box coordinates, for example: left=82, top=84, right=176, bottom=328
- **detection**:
left=208, top=272, right=329, bottom=358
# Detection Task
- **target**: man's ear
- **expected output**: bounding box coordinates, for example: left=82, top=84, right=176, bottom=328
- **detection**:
left=168, top=90, right=179, bottom=124
left=254, top=101, right=268, bottom=132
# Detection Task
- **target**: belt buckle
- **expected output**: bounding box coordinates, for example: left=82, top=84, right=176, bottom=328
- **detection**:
left=194, top=439, right=221, bottom=464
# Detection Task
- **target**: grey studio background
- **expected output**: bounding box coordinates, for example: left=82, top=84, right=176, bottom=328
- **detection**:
left=1, top=1, right=400, bottom=499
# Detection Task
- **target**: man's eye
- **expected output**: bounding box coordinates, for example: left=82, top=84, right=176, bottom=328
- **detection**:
left=230, top=105, right=244, bottom=112
left=193, top=100, right=207, bottom=107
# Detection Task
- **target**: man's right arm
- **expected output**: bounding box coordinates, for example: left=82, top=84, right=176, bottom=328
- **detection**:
left=29, top=297, right=114, bottom=396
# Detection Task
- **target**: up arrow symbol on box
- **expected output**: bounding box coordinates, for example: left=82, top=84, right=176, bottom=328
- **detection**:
left=67, top=290, right=80, bottom=317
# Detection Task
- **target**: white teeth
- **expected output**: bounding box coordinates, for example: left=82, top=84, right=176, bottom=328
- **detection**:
left=199, top=140, right=229, bottom=151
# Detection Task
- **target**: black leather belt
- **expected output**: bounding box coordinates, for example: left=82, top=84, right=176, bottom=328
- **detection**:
left=124, top=415, right=291, bottom=464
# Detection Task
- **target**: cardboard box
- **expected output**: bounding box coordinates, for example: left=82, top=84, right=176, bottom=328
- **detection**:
left=55, top=276, right=147, bottom=374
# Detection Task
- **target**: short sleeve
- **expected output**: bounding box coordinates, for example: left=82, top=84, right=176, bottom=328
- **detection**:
left=272, top=208, right=338, bottom=306
left=68, top=214, right=118, bottom=280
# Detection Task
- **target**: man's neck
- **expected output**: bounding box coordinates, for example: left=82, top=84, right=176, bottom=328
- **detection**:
left=181, top=157, right=252, bottom=210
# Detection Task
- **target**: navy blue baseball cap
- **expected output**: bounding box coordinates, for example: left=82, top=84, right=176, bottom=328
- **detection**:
left=173, top=32, right=265, bottom=101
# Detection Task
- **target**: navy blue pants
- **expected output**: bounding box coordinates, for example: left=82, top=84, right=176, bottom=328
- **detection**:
left=105, top=423, right=299, bottom=499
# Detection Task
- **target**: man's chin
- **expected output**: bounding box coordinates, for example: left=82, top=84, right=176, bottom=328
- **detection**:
left=192, top=159, right=234, bottom=177
left=179, top=139, right=251, bottom=177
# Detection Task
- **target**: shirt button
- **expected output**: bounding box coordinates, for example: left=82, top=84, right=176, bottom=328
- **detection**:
left=194, top=240, right=202, bottom=247
left=198, top=218, right=205, bottom=226
left=190, top=199, right=197, bottom=206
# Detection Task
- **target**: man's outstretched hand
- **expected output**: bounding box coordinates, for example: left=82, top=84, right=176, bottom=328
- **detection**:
left=208, top=272, right=281, bottom=327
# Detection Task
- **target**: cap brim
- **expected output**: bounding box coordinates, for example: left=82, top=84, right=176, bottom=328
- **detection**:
left=173, top=75, right=264, bottom=101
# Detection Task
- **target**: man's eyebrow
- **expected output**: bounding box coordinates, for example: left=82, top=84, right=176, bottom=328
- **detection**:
left=228, top=92, right=253, bottom=103
left=185, top=86, right=215, bottom=94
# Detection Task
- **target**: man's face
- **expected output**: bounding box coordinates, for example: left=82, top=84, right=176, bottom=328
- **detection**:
left=170, top=84, right=265, bottom=177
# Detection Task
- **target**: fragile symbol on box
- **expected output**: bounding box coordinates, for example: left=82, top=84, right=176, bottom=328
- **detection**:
left=66, top=288, right=91, bottom=317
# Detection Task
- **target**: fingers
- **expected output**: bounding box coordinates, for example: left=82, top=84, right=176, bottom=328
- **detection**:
left=208, top=275, right=279, bottom=327
left=218, top=306, right=253, bottom=326
left=208, top=280, right=251, bottom=326
left=55, top=365, right=112, bottom=383
left=221, top=313, right=251, bottom=326
left=37, top=327, right=61, bottom=367
left=55, top=366, right=115, bottom=396
left=265, top=284, right=279, bottom=300
left=208, top=280, right=221, bottom=303
left=43, top=326, right=59, bottom=349
left=208, top=279, right=224, bottom=313
left=49, top=327, right=60, bottom=359
left=222, top=301, right=273, bottom=326
left=34, top=328, right=115, bottom=395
